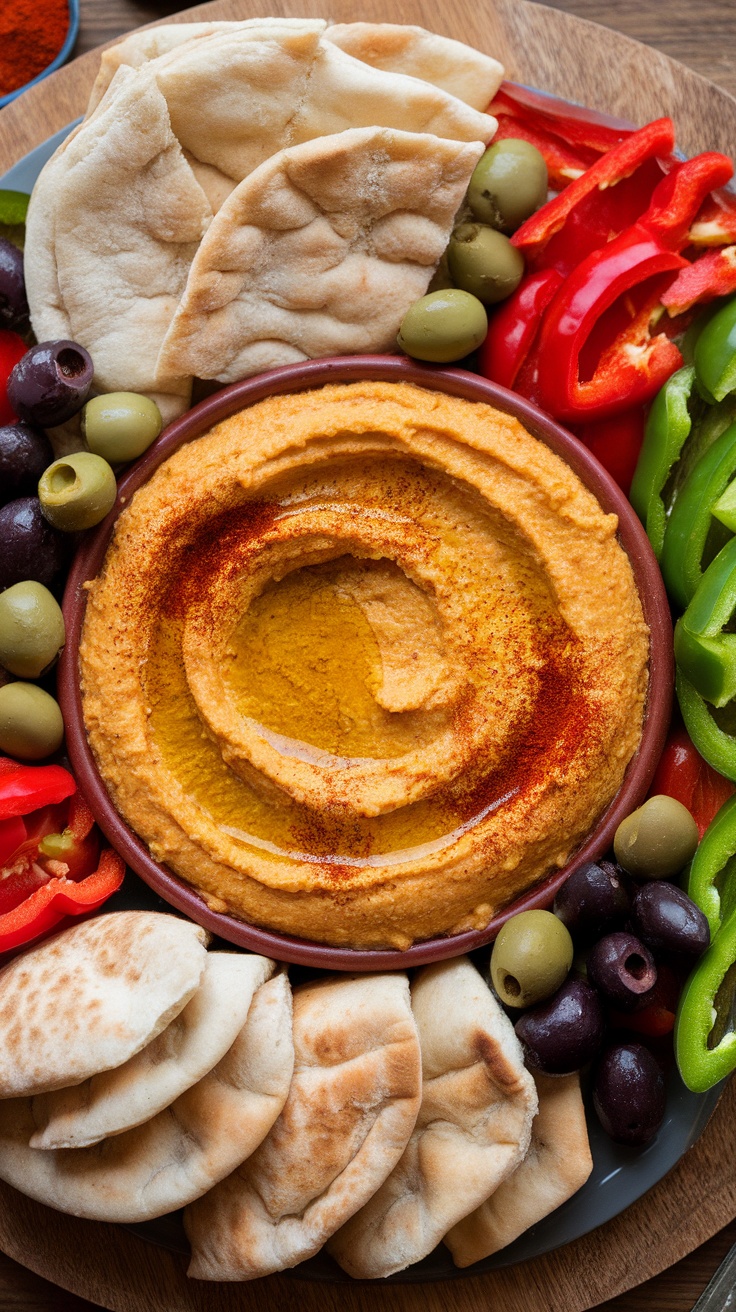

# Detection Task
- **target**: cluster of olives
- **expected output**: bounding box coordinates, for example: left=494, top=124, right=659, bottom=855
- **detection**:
left=0, top=238, right=164, bottom=760
left=489, top=795, right=707, bottom=1146
left=397, top=139, right=547, bottom=364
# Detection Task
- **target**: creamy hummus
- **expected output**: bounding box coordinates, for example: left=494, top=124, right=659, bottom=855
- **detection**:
left=80, top=381, right=649, bottom=949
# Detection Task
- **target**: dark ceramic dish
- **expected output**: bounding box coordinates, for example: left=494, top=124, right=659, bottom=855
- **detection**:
left=58, top=355, right=673, bottom=970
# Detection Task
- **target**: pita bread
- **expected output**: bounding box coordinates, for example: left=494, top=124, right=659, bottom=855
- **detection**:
left=31, top=952, right=274, bottom=1149
left=156, top=126, right=485, bottom=385
left=0, top=972, right=294, bottom=1223
left=0, top=912, right=208, bottom=1098
left=328, top=957, right=537, bottom=1278
left=325, top=23, right=503, bottom=111
left=185, top=972, right=421, bottom=1280
left=446, top=1072, right=593, bottom=1266
left=24, top=64, right=212, bottom=424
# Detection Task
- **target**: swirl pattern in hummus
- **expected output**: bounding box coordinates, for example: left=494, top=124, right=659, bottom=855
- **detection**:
left=80, top=382, right=649, bottom=950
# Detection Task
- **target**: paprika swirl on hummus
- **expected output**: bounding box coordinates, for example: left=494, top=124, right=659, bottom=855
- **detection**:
left=80, top=381, right=648, bottom=950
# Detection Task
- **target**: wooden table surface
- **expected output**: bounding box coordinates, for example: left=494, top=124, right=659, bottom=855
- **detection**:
left=1, top=0, right=735, bottom=1308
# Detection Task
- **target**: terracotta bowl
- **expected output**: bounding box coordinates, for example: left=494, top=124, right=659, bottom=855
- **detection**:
left=58, top=355, right=673, bottom=970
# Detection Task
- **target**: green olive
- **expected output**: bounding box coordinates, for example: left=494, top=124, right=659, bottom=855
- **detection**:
left=0, top=682, right=64, bottom=760
left=38, top=453, right=117, bottom=532
left=613, top=795, right=700, bottom=879
left=448, top=224, right=525, bottom=305
left=467, top=138, right=548, bottom=233
left=490, top=909, right=574, bottom=1008
left=82, top=392, right=163, bottom=464
left=0, top=582, right=65, bottom=679
left=397, top=289, right=488, bottom=363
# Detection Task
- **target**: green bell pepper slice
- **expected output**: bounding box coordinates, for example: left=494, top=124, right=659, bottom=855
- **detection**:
left=661, top=419, right=736, bottom=610
left=688, top=792, right=736, bottom=937
left=630, top=365, right=695, bottom=560
left=675, top=905, right=736, bottom=1092
left=674, top=535, right=736, bottom=706
left=677, top=666, right=736, bottom=782
left=695, top=295, right=736, bottom=403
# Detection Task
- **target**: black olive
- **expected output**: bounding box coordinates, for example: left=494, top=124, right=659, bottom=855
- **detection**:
left=514, top=977, right=605, bottom=1074
left=587, top=932, right=657, bottom=1010
left=7, top=340, right=94, bottom=428
left=593, top=1042, right=666, bottom=1145
left=554, top=860, right=631, bottom=943
left=631, top=882, right=710, bottom=959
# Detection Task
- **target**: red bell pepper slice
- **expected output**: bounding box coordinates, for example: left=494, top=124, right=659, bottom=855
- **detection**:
left=490, top=83, right=633, bottom=155
left=689, top=188, right=736, bottom=247
left=511, top=118, right=676, bottom=264
left=649, top=721, right=735, bottom=837
left=639, top=154, right=734, bottom=252
left=492, top=114, right=595, bottom=190
left=0, top=757, right=76, bottom=820
left=479, top=268, right=563, bottom=389
left=0, top=816, right=26, bottom=867
left=0, top=847, right=125, bottom=953
left=0, top=331, right=27, bottom=426
left=534, top=224, right=687, bottom=421
left=570, top=405, right=648, bottom=497
left=661, top=246, right=736, bottom=316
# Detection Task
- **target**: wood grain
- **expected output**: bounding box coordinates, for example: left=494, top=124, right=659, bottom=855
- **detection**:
left=1, top=1, right=736, bottom=1308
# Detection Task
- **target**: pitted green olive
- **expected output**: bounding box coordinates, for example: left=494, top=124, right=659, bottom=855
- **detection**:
left=447, top=224, right=525, bottom=304
left=0, top=682, right=64, bottom=760
left=38, top=452, right=117, bottom=532
left=397, top=289, right=488, bottom=363
left=613, top=795, right=700, bottom=879
left=82, top=392, right=163, bottom=463
left=467, top=138, right=548, bottom=233
left=490, top=909, right=574, bottom=1008
left=0, top=581, right=65, bottom=678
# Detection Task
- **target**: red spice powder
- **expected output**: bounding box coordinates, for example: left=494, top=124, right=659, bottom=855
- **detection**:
left=0, top=0, right=69, bottom=97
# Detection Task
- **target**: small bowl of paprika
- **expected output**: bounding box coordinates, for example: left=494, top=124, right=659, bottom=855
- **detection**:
left=0, top=0, right=80, bottom=109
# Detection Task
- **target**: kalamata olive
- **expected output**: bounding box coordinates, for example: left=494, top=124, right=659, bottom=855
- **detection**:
left=7, top=341, right=94, bottom=428
left=490, top=909, right=574, bottom=1008
left=447, top=224, right=525, bottom=304
left=0, top=496, right=68, bottom=591
left=0, top=682, right=64, bottom=760
left=397, top=289, right=488, bottom=363
left=614, top=795, right=699, bottom=878
left=0, top=423, right=53, bottom=504
left=467, top=139, right=549, bottom=233
left=0, top=238, right=29, bottom=334
left=514, top=977, right=605, bottom=1074
left=38, top=453, right=117, bottom=532
left=82, top=392, right=163, bottom=464
left=592, top=1042, right=666, bottom=1146
left=0, top=581, right=65, bottom=678
left=587, top=932, right=657, bottom=1010
left=554, top=860, right=631, bottom=943
left=631, top=882, right=710, bottom=959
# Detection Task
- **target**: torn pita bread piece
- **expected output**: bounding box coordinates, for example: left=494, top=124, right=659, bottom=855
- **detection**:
left=324, top=23, right=503, bottom=111
left=31, top=952, right=275, bottom=1150
left=445, top=1071, right=593, bottom=1267
left=185, top=972, right=422, bottom=1280
left=24, top=64, right=212, bottom=424
left=156, top=126, right=485, bottom=385
left=0, top=972, right=294, bottom=1223
left=328, top=957, right=537, bottom=1278
left=0, top=911, right=208, bottom=1099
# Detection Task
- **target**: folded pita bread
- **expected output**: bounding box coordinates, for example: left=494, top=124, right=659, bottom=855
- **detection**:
left=185, top=972, right=421, bottom=1280
left=31, top=952, right=274, bottom=1149
left=0, top=972, right=294, bottom=1223
left=24, top=64, right=212, bottom=424
left=324, top=23, right=503, bottom=111
left=445, top=1072, right=593, bottom=1266
left=0, top=912, right=208, bottom=1098
left=328, top=957, right=537, bottom=1278
left=156, top=126, right=485, bottom=385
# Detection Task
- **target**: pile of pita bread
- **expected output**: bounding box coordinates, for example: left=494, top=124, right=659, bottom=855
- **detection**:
left=0, top=910, right=592, bottom=1279
left=24, top=19, right=503, bottom=422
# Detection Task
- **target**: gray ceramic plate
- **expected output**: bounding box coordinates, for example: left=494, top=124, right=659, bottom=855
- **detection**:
left=0, top=124, right=725, bottom=1286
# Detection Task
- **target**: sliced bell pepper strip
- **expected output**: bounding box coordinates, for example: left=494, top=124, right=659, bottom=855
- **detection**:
left=638, top=154, right=734, bottom=252
left=0, top=847, right=125, bottom=953
left=629, top=365, right=695, bottom=558
left=662, top=246, right=736, bottom=317
left=660, top=420, right=736, bottom=610
left=511, top=118, right=676, bottom=263
left=489, top=83, right=632, bottom=155
left=687, top=793, right=736, bottom=937
left=534, top=225, right=686, bottom=422
left=0, top=815, right=26, bottom=867
left=689, top=188, right=736, bottom=247
left=0, top=757, right=75, bottom=820
left=677, top=666, right=736, bottom=782
left=674, top=536, right=736, bottom=706
left=693, top=295, right=736, bottom=404
left=479, top=268, right=563, bottom=389
left=569, top=405, right=647, bottom=497
left=648, top=720, right=734, bottom=838
left=492, top=114, right=594, bottom=190
left=675, top=904, right=736, bottom=1091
